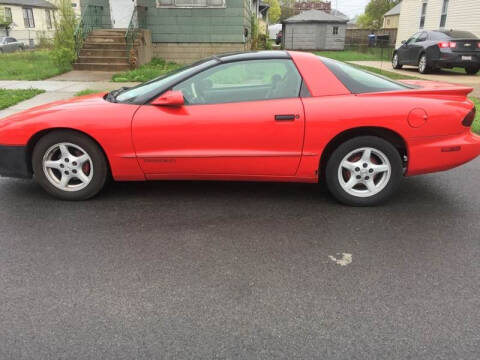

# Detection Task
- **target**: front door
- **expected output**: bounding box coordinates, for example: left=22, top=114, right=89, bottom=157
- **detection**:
left=397, top=32, right=420, bottom=64
left=132, top=59, right=305, bottom=178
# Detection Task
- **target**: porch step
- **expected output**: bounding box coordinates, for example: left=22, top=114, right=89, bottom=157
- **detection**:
left=80, top=49, right=129, bottom=57
left=73, top=63, right=130, bottom=71
left=77, top=56, right=129, bottom=64
left=86, top=35, right=126, bottom=44
left=82, top=42, right=128, bottom=50
left=90, top=29, right=127, bottom=36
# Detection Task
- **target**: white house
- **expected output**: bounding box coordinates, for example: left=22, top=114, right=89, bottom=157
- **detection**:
left=396, top=0, right=480, bottom=47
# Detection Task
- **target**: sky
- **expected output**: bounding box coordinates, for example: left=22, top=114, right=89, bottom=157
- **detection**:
left=331, top=0, right=370, bottom=19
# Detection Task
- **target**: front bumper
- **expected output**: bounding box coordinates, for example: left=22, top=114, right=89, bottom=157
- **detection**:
left=407, top=131, right=480, bottom=176
left=0, top=145, right=32, bottom=179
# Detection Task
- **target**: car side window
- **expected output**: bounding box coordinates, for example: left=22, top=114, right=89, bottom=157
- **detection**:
left=416, top=32, right=427, bottom=42
left=406, top=32, right=420, bottom=45
left=172, top=59, right=302, bottom=105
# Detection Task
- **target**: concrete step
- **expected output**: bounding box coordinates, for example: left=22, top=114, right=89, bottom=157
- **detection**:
left=80, top=49, right=129, bottom=57
left=77, top=56, right=129, bottom=64
left=73, top=63, right=130, bottom=71
left=82, top=43, right=127, bottom=50
left=86, top=35, right=126, bottom=44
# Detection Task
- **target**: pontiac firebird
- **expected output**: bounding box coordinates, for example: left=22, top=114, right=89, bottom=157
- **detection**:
left=0, top=51, right=478, bottom=206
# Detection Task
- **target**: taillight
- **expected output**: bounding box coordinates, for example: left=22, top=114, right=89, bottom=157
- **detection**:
left=462, top=107, right=476, bottom=127
left=438, top=41, right=456, bottom=48
left=478, top=42, right=480, bottom=48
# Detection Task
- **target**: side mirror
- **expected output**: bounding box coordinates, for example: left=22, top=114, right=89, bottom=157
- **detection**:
left=401, top=40, right=406, bottom=45
left=151, top=90, right=184, bottom=107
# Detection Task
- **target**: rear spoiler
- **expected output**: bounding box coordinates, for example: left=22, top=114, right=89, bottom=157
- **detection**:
left=362, top=80, right=473, bottom=98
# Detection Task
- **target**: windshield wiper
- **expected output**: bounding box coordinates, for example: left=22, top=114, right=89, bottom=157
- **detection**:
left=106, top=87, right=131, bottom=103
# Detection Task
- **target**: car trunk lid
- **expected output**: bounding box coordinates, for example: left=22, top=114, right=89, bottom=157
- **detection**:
left=449, top=39, right=480, bottom=52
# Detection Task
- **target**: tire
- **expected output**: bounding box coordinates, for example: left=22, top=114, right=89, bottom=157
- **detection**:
left=392, top=52, right=402, bottom=69
left=418, top=53, right=431, bottom=74
left=32, top=130, right=108, bottom=201
left=465, top=66, right=479, bottom=75
left=325, top=136, right=403, bottom=207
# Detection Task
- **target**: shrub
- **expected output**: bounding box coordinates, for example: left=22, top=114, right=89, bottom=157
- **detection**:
left=50, top=0, right=77, bottom=69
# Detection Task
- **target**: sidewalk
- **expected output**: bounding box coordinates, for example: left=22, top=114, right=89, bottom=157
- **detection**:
left=0, top=78, right=139, bottom=119
left=350, top=61, right=480, bottom=97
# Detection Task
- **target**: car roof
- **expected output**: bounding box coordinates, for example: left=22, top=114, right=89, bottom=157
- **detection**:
left=216, top=51, right=291, bottom=63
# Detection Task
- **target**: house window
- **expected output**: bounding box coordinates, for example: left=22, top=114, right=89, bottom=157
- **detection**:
left=440, top=0, right=449, bottom=28
left=386, top=18, right=390, bottom=26
left=156, top=0, right=226, bottom=8
left=419, top=0, right=428, bottom=29
left=333, top=26, right=339, bottom=35
left=23, top=8, right=35, bottom=28
left=3, top=7, right=12, bottom=23
left=46, top=10, right=52, bottom=29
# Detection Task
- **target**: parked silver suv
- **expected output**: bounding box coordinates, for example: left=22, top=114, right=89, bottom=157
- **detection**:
left=0, top=37, right=25, bottom=53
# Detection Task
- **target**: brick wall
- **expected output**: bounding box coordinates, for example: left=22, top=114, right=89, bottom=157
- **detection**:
left=152, top=42, right=250, bottom=64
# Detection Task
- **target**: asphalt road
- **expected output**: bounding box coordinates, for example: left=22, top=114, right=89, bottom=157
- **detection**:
left=1, top=159, right=479, bottom=359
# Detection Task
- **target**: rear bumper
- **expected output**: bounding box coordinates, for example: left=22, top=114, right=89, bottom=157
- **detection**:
left=436, top=51, right=480, bottom=68
left=0, top=145, right=32, bottom=179
left=407, top=131, right=480, bottom=176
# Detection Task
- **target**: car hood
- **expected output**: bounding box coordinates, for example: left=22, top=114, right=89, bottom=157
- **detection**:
left=0, top=92, right=109, bottom=123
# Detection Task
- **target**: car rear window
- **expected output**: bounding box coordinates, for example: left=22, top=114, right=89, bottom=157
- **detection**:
left=319, top=57, right=410, bottom=94
left=436, top=30, right=478, bottom=39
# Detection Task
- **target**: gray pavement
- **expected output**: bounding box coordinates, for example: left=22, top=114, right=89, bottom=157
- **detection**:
left=0, top=78, right=139, bottom=119
left=0, top=158, right=479, bottom=359
left=350, top=61, right=480, bottom=97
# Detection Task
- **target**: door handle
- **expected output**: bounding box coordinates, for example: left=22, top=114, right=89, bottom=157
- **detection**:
left=275, top=114, right=296, bottom=121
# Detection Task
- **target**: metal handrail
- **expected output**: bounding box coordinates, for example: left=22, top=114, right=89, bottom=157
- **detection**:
left=74, top=5, right=104, bottom=57
left=125, top=6, right=147, bottom=66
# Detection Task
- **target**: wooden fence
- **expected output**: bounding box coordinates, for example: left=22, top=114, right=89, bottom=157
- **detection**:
left=346, top=28, right=398, bottom=46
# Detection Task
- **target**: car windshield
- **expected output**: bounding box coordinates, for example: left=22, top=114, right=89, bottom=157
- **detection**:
left=319, top=57, right=411, bottom=94
left=115, top=58, right=218, bottom=104
left=0, top=37, right=6, bottom=44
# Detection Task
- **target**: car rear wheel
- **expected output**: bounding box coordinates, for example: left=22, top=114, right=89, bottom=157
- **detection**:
left=392, top=53, right=402, bottom=69
left=465, top=66, right=479, bottom=75
left=418, top=54, right=431, bottom=74
left=32, top=130, right=108, bottom=201
left=325, top=136, right=403, bottom=206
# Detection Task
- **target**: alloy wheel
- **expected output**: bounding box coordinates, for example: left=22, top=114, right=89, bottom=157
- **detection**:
left=419, top=55, right=427, bottom=73
left=42, top=142, right=94, bottom=192
left=337, top=147, right=391, bottom=198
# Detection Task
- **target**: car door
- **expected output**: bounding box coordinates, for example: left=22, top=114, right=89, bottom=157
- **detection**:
left=408, top=31, right=428, bottom=63
left=397, top=32, right=420, bottom=64
left=5, top=38, right=14, bottom=52
left=132, top=59, right=305, bottom=178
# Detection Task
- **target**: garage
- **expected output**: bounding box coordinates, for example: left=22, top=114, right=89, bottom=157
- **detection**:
left=282, top=10, right=348, bottom=50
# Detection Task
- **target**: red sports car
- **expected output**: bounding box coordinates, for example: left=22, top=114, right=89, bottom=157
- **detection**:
left=0, top=51, right=479, bottom=206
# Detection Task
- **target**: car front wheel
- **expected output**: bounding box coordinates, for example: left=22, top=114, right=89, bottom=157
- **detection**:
left=325, top=136, right=403, bottom=206
left=32, top=130, right=108, bottom=200
left=392, top=53, right=402, bottom=69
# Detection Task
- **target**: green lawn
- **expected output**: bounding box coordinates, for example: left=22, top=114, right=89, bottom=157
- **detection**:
left=112, top=58, right=182, bottom=82
left=75, top=89, right=105, bottom=97
left=0, top=50, right=71, bottom=80
left=471, top=97, right=480, bottom=134
left=0, top=88, right=45, bottom=110
left=316, top=47, right=394, bottom=62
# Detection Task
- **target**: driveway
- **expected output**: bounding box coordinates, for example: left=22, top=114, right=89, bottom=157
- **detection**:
left=350, top=61, right=480, bottom=97
left=1, top=158, right=479, bottom=359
